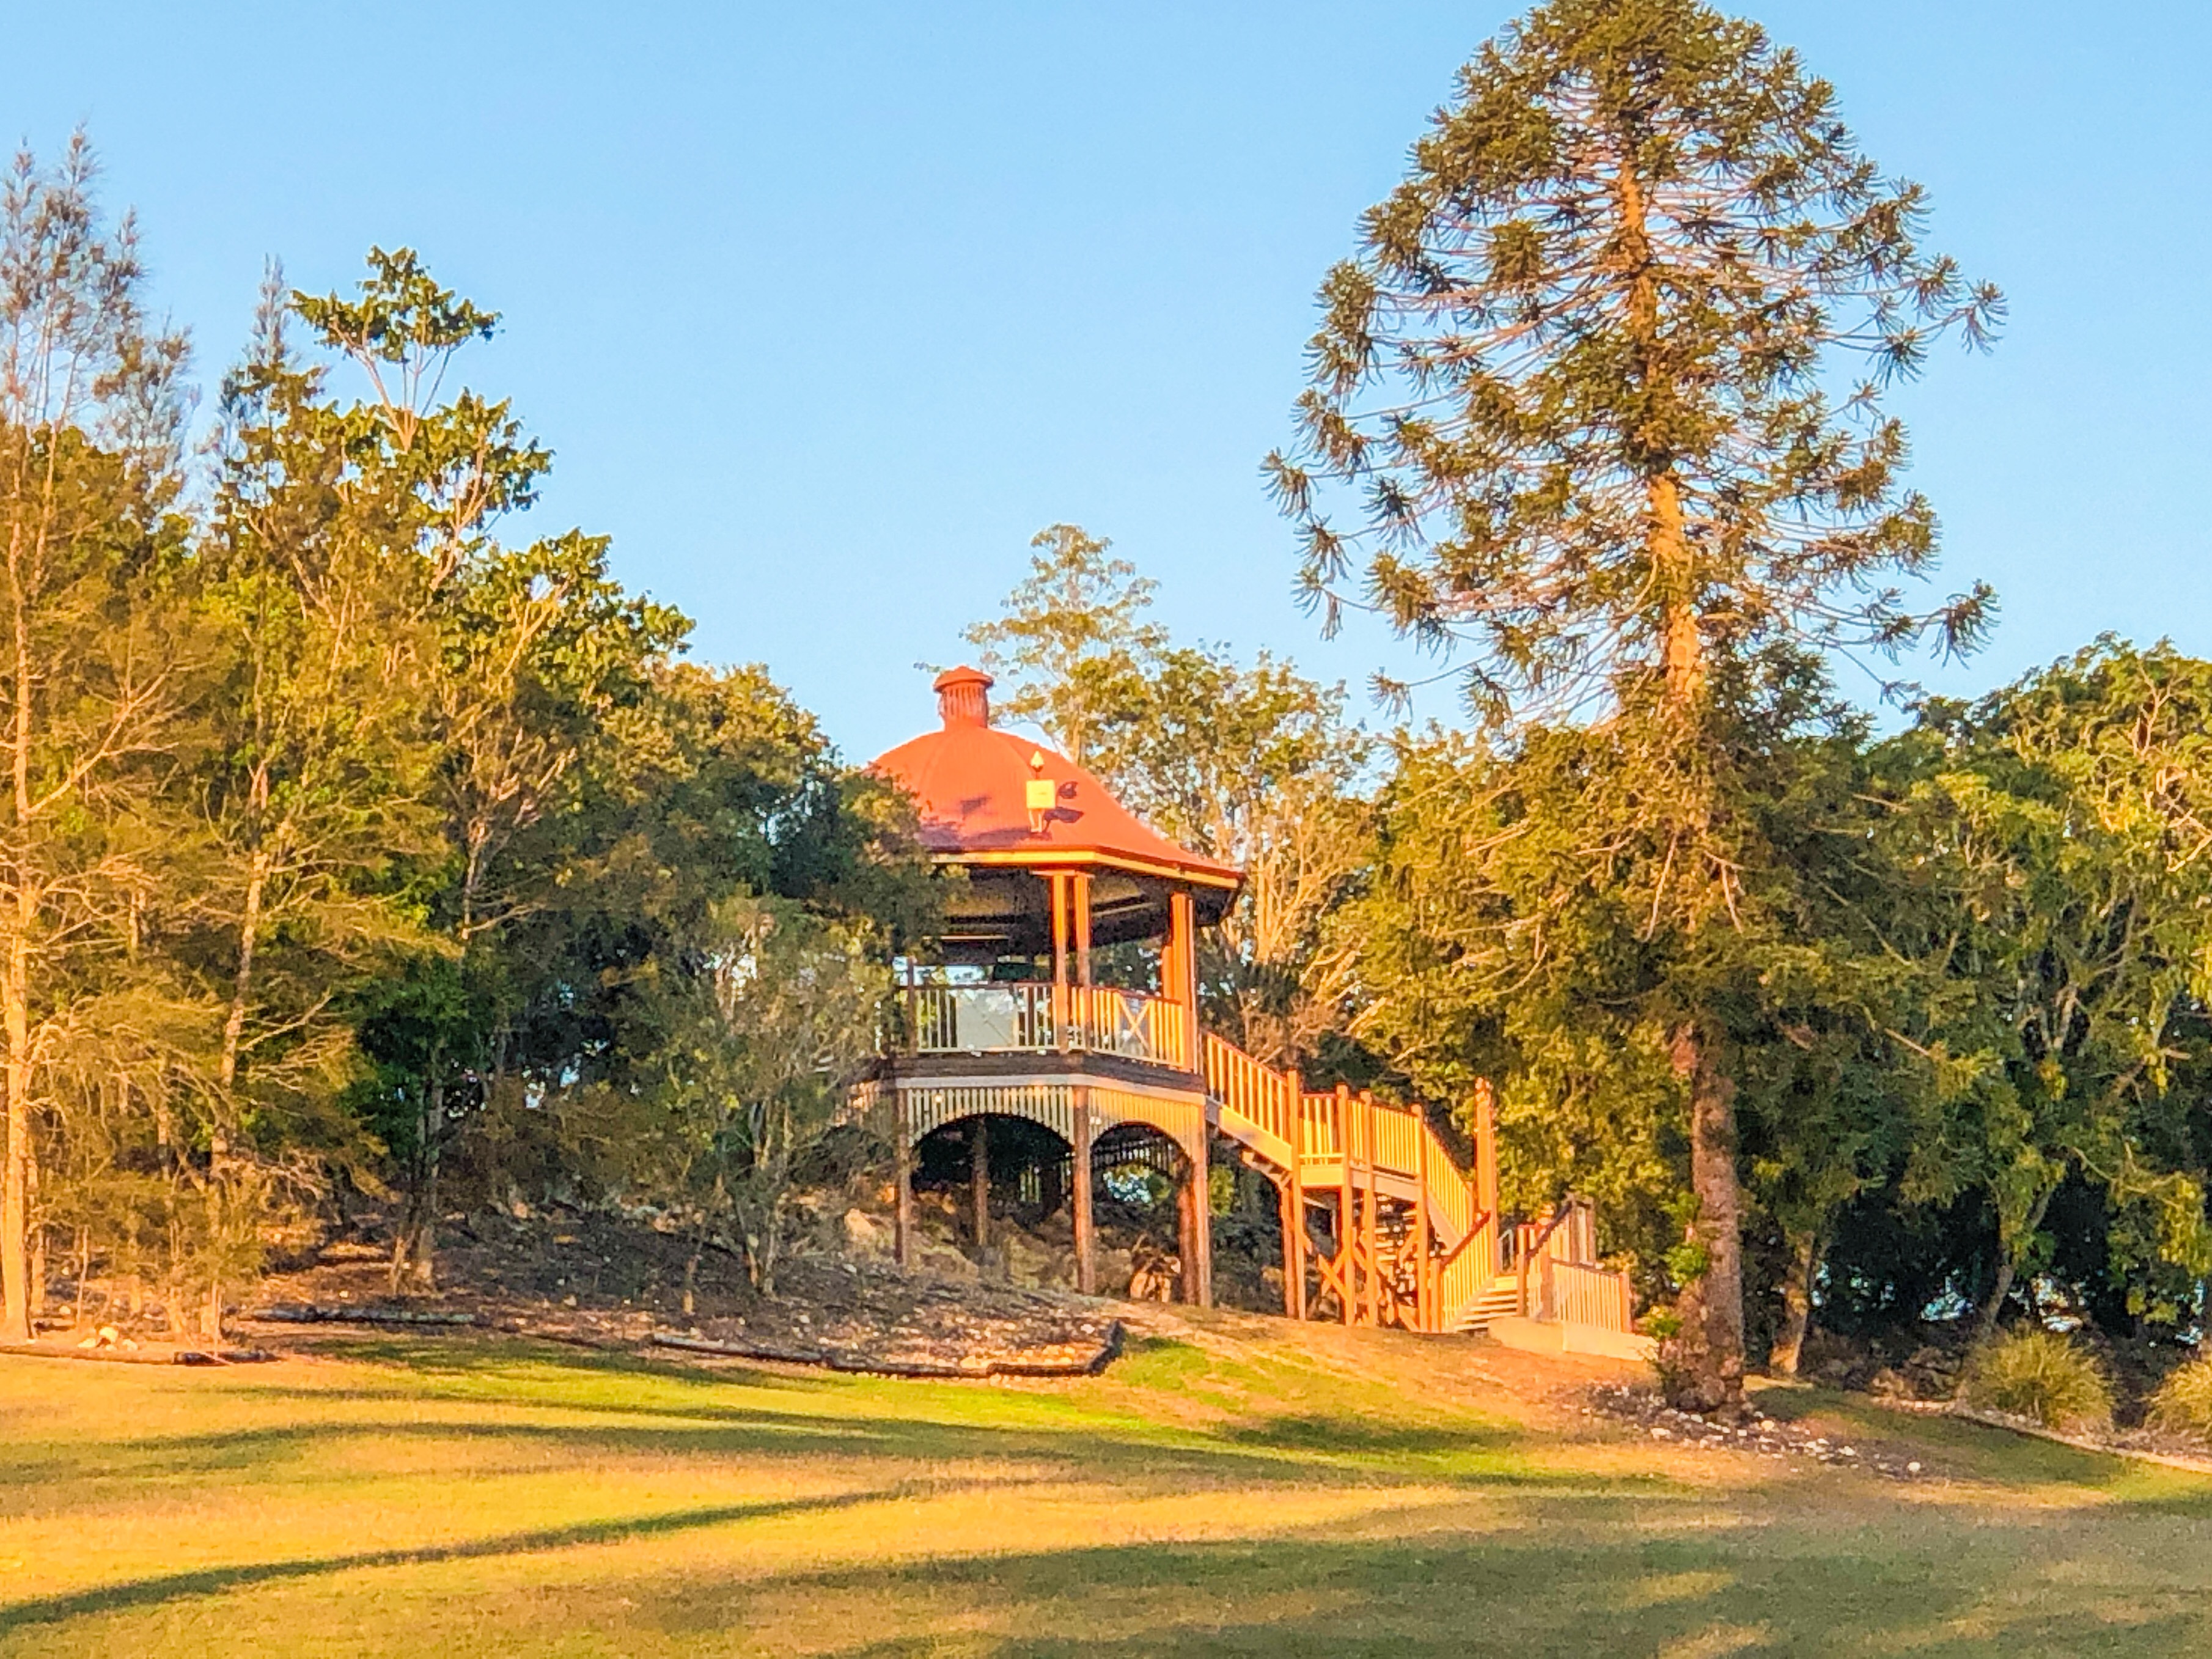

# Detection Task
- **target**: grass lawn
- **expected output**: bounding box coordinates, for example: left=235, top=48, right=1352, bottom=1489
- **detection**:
left=6, top=1311, right=2211, bottom=1656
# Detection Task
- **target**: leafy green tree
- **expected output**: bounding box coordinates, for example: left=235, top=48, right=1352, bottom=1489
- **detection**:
left=1876, top=641, right=2212, bottom=1338
left=1092, top=646, right=1373, bottom=1072
left=190, top=270, right=454, bottom=1331
left=0, top=138, right=196, bottom=1339
left=623, top=896, right=889, bottom=1299
left=289, top=251, right=688, bottom=1289
left=1268, top=0, right=1997, bottom=1411
left=475, top=660, right=933, bottom=1299
left=965, top=524, right=1163, bottom=767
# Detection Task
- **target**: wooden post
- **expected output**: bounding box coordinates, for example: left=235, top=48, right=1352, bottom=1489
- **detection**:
left=1413, top=1112, right=1431, bottom=1333
left=1189, top=1130, right=1212, bottom=1308
left=971, top=1116, right=990, bottom=1251
left=894, top=1087, right=913, bottom=1270
left=1049, top=872, right=1071, bottom=1051
left=1073, top=872, right=1093, bottom=988
left=1361, top=1091, right=1381, bottom=1329
left=1073, top=1088, right=1095, bottom=1296
left=1474, top=1078, right=1499, bottom=1228
left=1285, top=1076, right=1307, bottom=1320
left=1336, top=1082, right=1354, bottom=1326
left=1176, top=1159, right=1196, bottom=1304
left=1167, top=889, right=1199, bottom=1072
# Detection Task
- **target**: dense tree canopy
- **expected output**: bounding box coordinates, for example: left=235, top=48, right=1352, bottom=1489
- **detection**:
left=0, top=143, right=928, bottom=1339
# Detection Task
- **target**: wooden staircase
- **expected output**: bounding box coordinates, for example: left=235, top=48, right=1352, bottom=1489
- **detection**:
left=1200, top=1032, right=1639, bottom=1340
left=1454, top=1284, right=1526, bottom=1334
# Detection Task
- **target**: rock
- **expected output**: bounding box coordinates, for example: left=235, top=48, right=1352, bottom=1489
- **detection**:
left=1000, top=1230, right=1067, bottom=1290
left=841, top=1208, right=892, bottom=1259
left=913, top=1238, right=979, bottom=1281
left=1096, top=1248, right=1133, bottom=1291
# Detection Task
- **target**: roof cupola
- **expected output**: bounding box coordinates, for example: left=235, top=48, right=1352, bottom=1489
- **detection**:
left=933, top=664, right=993, bottom=729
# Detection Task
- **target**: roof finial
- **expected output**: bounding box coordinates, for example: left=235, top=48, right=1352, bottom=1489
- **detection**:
left=933, top=665, right=993, bottom=729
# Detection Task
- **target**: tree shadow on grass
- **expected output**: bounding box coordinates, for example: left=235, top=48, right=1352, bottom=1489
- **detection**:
left=11, top=1395, right=1621, bottom=1516
left=707, top=1517, right=2210, bottom=1657
left=131, top=1335, right=1600, bottom=1496
left=0, top=1480, right=979, bottom=1636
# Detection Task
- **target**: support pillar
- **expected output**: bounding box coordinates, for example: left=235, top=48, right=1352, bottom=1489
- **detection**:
left=1336, top=1082, right=1354, bottom=1327
left=1284, top=1076, right=1307, bottom=1320
left=1181, top=1131, right=1212, bottom=1308
left=1176, top=1168, right=1197, bottom=1304
left=1413, top=1111, right=1432, bottom=1333
left=894, top=1087, right=913, bottom=1270
left=971, top=1116, right=990, bottom=1251
left=1073, top=1088, right=1095, bottom=1296
left=1361, top=1091, right=1381, bottom=1328
left=1049, top=871, right=1072, bottom=1050
left=1073, top=872, right=1093, bottom=988
left=1167, top=889, right=1199, bottom=1072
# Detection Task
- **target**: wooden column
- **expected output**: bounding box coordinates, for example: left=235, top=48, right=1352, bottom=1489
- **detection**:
left=971, top=1116, right=990, bottom=1251
left=1188, top=1130, right=1212, bottom=1308
left=1413, top=1111, right=1432, bottom=1333
left=1353, top=1092, right=1371, bottom=1327
left=1167, top=889, right=1199, bottom=1072
left=1072, top=1087, right=1095, bottom=1295
left=1284, top=1078, right=1307, bottom=1320
left=1336, top=1082, right=1354, bottom=1327
left=1073, top=872, right=1093, bottom=988
left=1176, top=1164, right=1196, bottom=1304
left=1048, top=872, right=1071, bottom=1050
left=894, top=1087, right=913, bottom=1270
left=1474, top=1078, right=1499, bottom=1226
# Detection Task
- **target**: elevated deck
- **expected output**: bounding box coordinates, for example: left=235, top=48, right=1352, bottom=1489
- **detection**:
left=859, top=980, right=1642, bottom=1344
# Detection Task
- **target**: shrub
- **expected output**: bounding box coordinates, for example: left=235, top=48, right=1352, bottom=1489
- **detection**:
left=2148, top=1356, right=2212, bottom=1444
left=1961, top=1327, right=2112, bottom=1431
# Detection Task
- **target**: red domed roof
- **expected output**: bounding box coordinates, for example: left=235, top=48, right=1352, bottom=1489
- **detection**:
left=870, top=667, right=1241, bottom=888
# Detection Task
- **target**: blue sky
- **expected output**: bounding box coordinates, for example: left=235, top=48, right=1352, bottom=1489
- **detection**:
left=17, top=2, right=2208, bottom=759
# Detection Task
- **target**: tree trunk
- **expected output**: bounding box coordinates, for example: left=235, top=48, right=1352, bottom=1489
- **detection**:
left=1769, top=1227, right=1821, bottom=1377
left=219, top=845, right=270, bottom=1094
left=1664, top=1023, right=1746, bottom=1417
left=1977, top=1185, right=2055, bottom=1341
left=2, top=532, right=32, bottom=1345
left=1, top=932, right=32, bottom=1342
left=405, top=1073, right=443, bottom=1293
left=391, top=1054, right=445, bottom=1294
left=1980, top=1260, right=2017, bottom=1340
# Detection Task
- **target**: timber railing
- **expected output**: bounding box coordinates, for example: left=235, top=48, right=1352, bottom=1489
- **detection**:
left=905, top=982, right=1186, bottom=1069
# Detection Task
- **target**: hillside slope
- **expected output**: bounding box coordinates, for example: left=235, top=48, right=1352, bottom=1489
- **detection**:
left=4, top=1306, right=2211, bottom=1655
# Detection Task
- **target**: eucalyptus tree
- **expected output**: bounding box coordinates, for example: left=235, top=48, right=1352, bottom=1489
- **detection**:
left=1090, top=645, right=1373, bottom=1073
left=964, top=523, right=1164, bottom=768
left=968, top=528, right=1376, bottom=1075
left=191, top=274, right=454, bottom=1333
left=0, top=139, right=194, bottom=1340
left=289, top=251, right=686, bottom=1289
left=1269, top=0, right=1997, bottom=1410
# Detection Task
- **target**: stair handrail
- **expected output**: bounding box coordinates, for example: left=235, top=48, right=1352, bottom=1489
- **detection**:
left=1513, top=1201, right=1579, bottom=1322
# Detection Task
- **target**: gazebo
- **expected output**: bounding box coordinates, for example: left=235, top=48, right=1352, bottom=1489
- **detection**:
left=867, top=666, right=1236, bottom=1302
left=858, top=665, right=1645, bottom=1347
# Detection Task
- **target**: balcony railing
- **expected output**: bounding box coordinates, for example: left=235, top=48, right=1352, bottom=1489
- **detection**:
left=905, top=982, right=1189, bottom=1069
